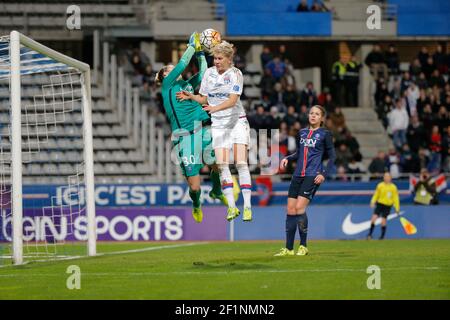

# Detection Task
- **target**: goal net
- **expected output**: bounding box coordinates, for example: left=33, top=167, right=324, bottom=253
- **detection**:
left=0, top=31, right=96, bottom=265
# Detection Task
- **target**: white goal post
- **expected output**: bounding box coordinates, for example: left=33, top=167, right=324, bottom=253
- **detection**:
left=6, top=31, right=96, bottom=265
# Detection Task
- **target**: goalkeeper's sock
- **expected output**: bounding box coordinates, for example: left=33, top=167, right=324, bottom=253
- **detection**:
left=189, top=189, right=201, bottom=209
left=210, top=170, right=222, bottom=196
left=298, top=213, right=308, bottom=247
left=286, top=215, right=299, bottom=251
left=368, top=223, right=375, bottom=236
left=380, top=226, right=386, bottom=239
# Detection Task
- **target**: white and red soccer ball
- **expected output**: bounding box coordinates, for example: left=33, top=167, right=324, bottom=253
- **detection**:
left=200, top=28, right=222, bottom=53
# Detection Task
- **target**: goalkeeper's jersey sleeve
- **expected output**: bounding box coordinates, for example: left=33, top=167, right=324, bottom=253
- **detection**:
left=161, top=46, right=210, bottom=133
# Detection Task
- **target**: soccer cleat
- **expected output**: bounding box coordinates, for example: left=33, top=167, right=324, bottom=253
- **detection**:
left=192, top=207, right=203, bottom=223
left=296, top=245, right=309, bottom=256
left=274, top=248, right=295, bottom=257
left=226, top=207, right=240, bottom=221
left=209, top=191, right=228, bottom=207
left=243, top=207, right=252, bottom=222
left=232, top=176, right=240, bottom=202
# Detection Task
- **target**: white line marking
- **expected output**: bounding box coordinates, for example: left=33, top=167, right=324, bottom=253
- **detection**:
left=0, top=242, right=208, bottom=268
left=97, top=242, right=208, bottom=256
left=0, top=266, right=446, bottom=277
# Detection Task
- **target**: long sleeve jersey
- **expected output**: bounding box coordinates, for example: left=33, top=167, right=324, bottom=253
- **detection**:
left=161, top=46, right=209, bottom=133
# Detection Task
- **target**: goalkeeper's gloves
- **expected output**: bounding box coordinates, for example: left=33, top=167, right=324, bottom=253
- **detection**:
left=188, top=32, right=202, bottom=52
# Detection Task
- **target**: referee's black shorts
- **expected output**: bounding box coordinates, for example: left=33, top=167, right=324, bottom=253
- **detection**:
left=374, top=202, right=392, bottom=218
left=288, top=176, right=320, bottom=201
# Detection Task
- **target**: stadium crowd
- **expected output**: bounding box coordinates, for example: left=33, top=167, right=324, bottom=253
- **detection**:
left=369, top=44, right=450, bottom=177
left=249, top=45, right=363, bottom=178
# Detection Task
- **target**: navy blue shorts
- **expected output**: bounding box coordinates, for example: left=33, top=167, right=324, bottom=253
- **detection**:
left=288, top=176, right=320, bottom=201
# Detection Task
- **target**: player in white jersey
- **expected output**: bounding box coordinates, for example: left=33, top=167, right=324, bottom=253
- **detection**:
left=177, top=41, right=252, bottom=222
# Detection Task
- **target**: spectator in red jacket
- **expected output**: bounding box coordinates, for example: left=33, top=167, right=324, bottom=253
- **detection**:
left=429, top=125, right=442, bottom=153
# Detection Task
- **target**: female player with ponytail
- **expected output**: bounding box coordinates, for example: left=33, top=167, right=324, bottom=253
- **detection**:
left=275, top=105, right=336, bottom=256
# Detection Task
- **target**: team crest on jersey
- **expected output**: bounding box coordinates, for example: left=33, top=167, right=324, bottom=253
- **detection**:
left=223, top=75, right=231, bottom=84
left=315, top=133, right=320, bottom=139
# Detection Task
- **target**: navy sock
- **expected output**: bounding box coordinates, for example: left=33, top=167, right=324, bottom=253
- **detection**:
left=285, top=215, right=299, bottom=250
left=381, top=226, right=386, bottom=239
left=368, top=223, right=375, bottom=236
left=298, top=213, right=308, bottom=247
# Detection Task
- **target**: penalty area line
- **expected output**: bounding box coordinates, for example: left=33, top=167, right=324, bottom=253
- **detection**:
left=0, top=242, right=209, bottom=269
left=97, top=242, right=210, bottom=257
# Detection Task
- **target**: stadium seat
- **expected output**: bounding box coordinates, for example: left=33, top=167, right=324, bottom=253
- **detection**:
left=94, top=163, right=106, bottom=175
left=96, top=125, right=113, bottom=137
left=128, top=150, right=143, bottom=162
left=103, top=112, right=118, bottom=124
left=113, top=150, right=128, bottom=162
left=244, top=87, right=261, bottom=99
left=104, top=138, right=120, bottom=150
left=136, top=163, right=151, bottom=174
left=119, top=138, right=135, bottom=149
left=58, top=164, right=74, bottom=175
left=42, top=163, right=58, bottom=175
left=243, top=74, right=254, bottom=86
left=245, top=63, right=260, bottom=74
left=252, top=74, right=262, bottom=85
left=105, top=163, right=120, bottom=174
left=120, top=163, right=137, bottom=174
left=96, top=151, right=111, bottom=162
left=50, top=151, right=65, bottom=162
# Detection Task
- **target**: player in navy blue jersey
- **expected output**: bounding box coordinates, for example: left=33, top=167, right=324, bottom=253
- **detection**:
left=274, top=105, right=336, bottom=256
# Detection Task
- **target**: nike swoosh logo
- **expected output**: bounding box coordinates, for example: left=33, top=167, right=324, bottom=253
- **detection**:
left=342, top=211, right=405, bottom=235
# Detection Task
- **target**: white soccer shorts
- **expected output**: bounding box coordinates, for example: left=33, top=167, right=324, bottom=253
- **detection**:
left=211, top=117, right=250, bottom=149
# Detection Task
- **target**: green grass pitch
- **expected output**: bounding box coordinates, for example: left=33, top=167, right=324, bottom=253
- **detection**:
left=0, top=239, right=449, bottom=299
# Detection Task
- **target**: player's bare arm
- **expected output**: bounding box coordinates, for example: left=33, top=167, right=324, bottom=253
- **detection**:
left=202, top=94, right=239, bottom=114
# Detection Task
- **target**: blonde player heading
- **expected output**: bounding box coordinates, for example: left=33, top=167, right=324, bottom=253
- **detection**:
left=177, top=41, right=252, bottom=222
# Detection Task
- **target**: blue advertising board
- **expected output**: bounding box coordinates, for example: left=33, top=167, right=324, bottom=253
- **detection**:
left=19, top=181, right=449, bottom=208
left=232, top=205, right=450, bottom=240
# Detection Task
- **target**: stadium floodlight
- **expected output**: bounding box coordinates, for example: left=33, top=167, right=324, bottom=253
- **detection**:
left=0, top=31, right=96, bottom=265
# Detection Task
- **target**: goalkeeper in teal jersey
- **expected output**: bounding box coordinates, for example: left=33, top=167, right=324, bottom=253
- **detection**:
left=155, top=32, right=227, bottom=223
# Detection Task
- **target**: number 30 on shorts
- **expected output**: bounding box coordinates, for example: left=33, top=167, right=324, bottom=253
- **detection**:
left=181, top=155, right=197, bottom=166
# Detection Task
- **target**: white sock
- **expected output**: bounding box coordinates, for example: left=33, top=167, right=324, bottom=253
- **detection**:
left=236, top=163, right=252, bottom=209
left=218, top=164, right=235, bottom=208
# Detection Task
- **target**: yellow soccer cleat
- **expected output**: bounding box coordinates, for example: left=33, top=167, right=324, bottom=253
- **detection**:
left=296, top=245, right=309, bottom=256
left=274, top=248, right=294, bottom=257
left=232, top=176, right=240, bottom=202
left=226, top=207, right=240, bottom=221
left=209, top=191, right=228, bottom=207
left=192, top=207, right=203, bottom=223
left=243, top=207, right=252, bottom=222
